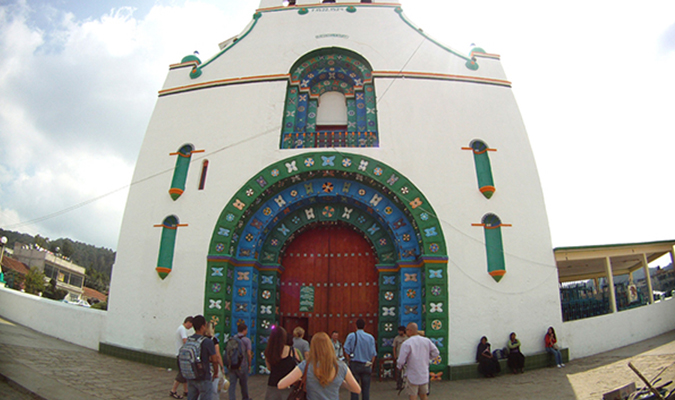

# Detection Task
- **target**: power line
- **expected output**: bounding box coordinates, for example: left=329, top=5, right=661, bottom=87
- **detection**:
left=3, top=125, right=280, bottom=230
left=3, top=35, right=431, bottom=231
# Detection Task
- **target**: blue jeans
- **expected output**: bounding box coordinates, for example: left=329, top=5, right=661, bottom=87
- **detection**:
left=228, top=368, right=250, bottom=400
left=546, top=347, right=563, bottom=365
left=187, top=379, right=214, bottom=400
left=350, top=362, right=372, bottom=400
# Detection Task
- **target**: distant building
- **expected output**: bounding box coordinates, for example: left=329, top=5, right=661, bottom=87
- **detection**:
left=652, top=265, right=675, bottom=293
left=82, top=287, right=107, bottom=304
left=555, top=240, right=675, bottom=321
left=12, top=243, right=86, bottom=301
left=0, top=254, right=30, bottom=291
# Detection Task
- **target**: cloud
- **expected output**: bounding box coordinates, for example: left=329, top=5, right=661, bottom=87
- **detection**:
left=661, top=23, right=675, bottom=53
left=0, top=0, right=246, bottom=248
left=2, top=0, right=674, bottom=251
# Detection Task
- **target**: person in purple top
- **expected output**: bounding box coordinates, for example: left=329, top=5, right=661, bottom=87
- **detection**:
left=396, top=322, right=440, bottom=400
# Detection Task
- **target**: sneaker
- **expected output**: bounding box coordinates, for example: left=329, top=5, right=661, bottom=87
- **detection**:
left=561, top=363, right=565, bottom=367
left=557, top=364, right=562, bottom=368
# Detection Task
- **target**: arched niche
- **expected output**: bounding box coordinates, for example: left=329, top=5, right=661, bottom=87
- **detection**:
left=281, top=48, right=378, bottom=149
left=204, top=151, right=448, bottom=377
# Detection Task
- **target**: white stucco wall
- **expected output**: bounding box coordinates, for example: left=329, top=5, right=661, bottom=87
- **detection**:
left=103, top=2, right=575, bottom=364
left=105, top=2, right=560, bottom=362
left=2, top=283, right=674, bottom=363
left=0, top=286, right=106, bottom=350
left=561, top=297, right=675, bottom=359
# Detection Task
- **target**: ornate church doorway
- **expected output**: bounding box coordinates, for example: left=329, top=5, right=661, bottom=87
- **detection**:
left=279, top=224, right=379, bottom=342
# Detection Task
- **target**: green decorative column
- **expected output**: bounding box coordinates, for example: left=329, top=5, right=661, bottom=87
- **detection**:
left=257, top=268, right=281, bottom=375
left=204, top=260, right=234, bottom=344
left=425, top=262, right=449, bottom=379
left=378, top=269, right=399, bottom=359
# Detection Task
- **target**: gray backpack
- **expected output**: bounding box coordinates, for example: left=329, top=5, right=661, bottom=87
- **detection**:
left=178, top=336, right=207, bottom=380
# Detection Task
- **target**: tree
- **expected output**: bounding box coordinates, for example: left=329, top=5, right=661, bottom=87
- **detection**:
left=60, top=240, right=74, bottom=258
left=85, top=268, right=109, bottom=294
left=34, top=235, right=49, bottom=249
left=5, top=270, right=24, bottom=290
left=43, top=278, right=67, bottom=300
left=0, top=228, right=114, bottom=287
left=24, top=267, right=46, bottom=295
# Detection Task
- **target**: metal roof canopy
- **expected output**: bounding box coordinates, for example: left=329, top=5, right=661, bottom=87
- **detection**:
left=554, top=239, right=675, bottom=283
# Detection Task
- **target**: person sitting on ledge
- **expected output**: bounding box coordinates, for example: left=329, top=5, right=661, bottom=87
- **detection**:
left=476, top=336, right=500, bottom=378
left=506, top=332, right=525, bottom=374
left=545, top=327, right=565, bottom=368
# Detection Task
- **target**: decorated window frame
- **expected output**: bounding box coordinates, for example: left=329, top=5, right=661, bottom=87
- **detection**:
left=280, top=48, right=379, bottom=149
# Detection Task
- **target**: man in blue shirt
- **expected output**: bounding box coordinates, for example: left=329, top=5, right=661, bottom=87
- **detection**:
left=343, top=319, right=377, bottom=400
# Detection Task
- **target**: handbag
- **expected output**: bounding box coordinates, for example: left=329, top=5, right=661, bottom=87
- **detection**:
left=218, top=367, right=230, bottom=393
left=287, top=361, right=309, bottom=400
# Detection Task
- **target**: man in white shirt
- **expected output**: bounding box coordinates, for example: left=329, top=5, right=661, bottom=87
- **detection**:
left=170, top=316, right=193, bottom=399
left=396, top=323, right=440, bottom=400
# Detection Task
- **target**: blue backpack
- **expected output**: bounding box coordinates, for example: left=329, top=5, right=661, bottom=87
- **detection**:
left=178, top=336, right=207, bottom=380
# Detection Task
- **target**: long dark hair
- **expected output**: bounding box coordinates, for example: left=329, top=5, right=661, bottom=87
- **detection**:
left=547, top=326, right=557, bottom=340
left=265, top=326, right=288, bottom=367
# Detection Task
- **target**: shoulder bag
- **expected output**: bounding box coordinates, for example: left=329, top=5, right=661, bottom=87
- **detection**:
left=287, top=361, right=309, bottom=400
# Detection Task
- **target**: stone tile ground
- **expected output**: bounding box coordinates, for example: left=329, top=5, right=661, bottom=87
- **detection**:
left=1, top=316, right=674, bottom=400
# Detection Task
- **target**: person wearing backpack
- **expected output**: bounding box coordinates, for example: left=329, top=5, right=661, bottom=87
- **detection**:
left=170, top=316, right=193, bottom=399
left=180, top=315, right=219, bottom=400
left=225, top=323, right=252, bottom=400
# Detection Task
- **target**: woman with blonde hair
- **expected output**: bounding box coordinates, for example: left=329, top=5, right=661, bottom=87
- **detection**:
left=293, top=326, right=310, bottom=361
left=278, top=332, right=361, bottom=399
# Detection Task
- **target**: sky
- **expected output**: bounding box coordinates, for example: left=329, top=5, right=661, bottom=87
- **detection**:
left=0, top=1, right=674, bottom=261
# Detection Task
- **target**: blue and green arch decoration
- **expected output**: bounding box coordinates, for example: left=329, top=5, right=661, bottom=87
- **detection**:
left=281, top=48, right=379, bottom=149
left=204, top=152, right=449, bottom=378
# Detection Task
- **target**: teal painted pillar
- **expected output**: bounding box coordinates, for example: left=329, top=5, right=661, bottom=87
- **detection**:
left=169, top=145, right=194, bottom=200
left=470, top=140, right=496, bottom=199
left=481, top=214, right=506, bottom=282
left=156, top=216, right=179, bottom=279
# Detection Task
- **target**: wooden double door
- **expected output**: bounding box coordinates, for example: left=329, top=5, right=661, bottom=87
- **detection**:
left=280, top=225, right=379, bottom=343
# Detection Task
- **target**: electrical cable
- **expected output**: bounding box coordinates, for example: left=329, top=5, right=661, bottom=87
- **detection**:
left=4, top=33, right=558, bottom=273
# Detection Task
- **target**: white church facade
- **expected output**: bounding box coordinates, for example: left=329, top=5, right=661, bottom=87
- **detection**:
left=105, top=0, right=563, bottom=377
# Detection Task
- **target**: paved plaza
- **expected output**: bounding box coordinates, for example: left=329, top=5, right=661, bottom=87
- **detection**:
left=1, top=316, right=674, bottom=400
